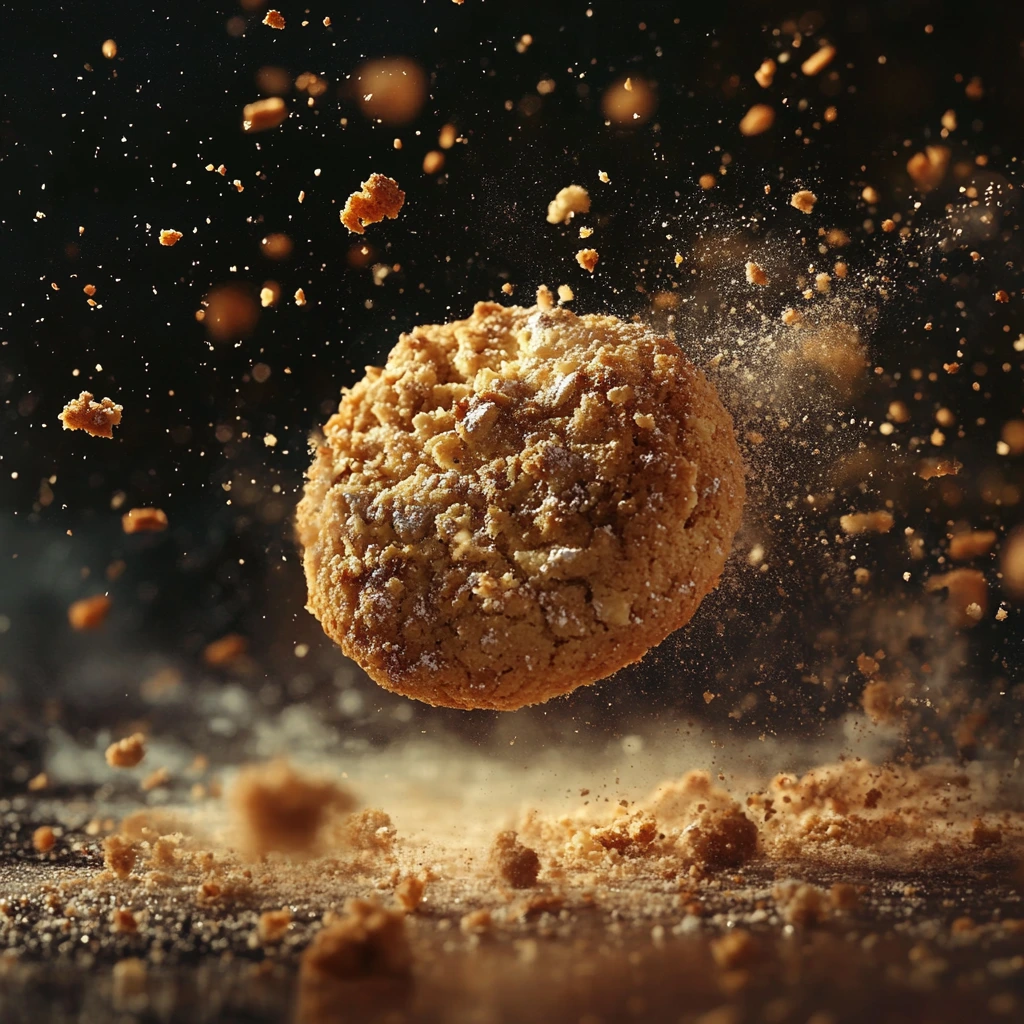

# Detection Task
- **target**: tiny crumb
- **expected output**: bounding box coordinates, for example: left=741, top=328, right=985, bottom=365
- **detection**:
left=340, top=174, right=405, bottom=234
left=323, top=16, right=331, bottom=27
left=33, top=826, right=56, bottom=854
left=203, top=633, right=248, bottom=666
left=703, top=691, right=716, bottom=704
left=739, top=104, right=774, bottom=136
left=674, top=252, right=684, bottom=267
left=103, top=836, right=137, bottom=879
left=861, top=186, right=879, bottom=204
left=965, top=76, right=984, bottom=100
left=745, top=261, right=768, bottom=286
left=122, top=508, right=169, bottom=534
left=598, top=170, right=610, bottom=184
left=547, top=185, right=591, bottom=225
left=264, top=433, right=278, bottom=448
left=710, top=929, right=760, bottom=969
left=790, top=190, right=817, bottom=214
left=112, top=909, right=138, bottom=934
left=260, top=285, right=278, bottom=308
left=294, top=288, right=307, bottom=306
left=579, top=226, right=593, bottom=238
left=881, top=218, right=896, bottom=232
left=141, top=767, right=170, bottom=792
left=815, top=272, right=831, bottom=293
left=501, top=283, right=514, bottom=295
left=68, top=594, right=111, bottom=631
left=754, top=58, right=776, bottom=88
left=243, top=97, right=288, bottom=133
left=576, top=248, right=599, bottom=273
left=27, top=773, right=49, bottom=792
left=557, top=284, right=574, bottom=304
left=460, top=909, right=492, bottom=935
left=59, top=392, right=123, bottom=437
left=995, top=289, right=1010, bottom=303
left=105, top=733, right=147, bottom=769
left=840, top=511, right=894, bottom=536
left=801, top=44, right=836, bottom=76
left=394, top=875, right=426, bottom=912
left=257, top=908, right=292, bottom=944
left=158, top=229, right=183, bottom=247
left=233, top=179, right=244, bottom=193
left=949, top=530, right=997, bottom=561
left=263, top=10, right=285, bottom=29
left=439, top=124, right=457, bottom=149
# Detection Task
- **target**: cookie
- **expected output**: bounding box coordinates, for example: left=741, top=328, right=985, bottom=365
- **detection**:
left=296, top=302, right=744, bottom=710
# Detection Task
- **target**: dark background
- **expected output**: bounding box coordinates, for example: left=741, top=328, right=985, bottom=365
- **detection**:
left=1, top=0, right=1022, bottom=773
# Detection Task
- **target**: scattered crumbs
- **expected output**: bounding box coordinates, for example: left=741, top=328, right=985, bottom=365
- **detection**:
left=263, top=10, right=286, bottom=29
left=340, top=174, right=405, bottom=234
left=122, top=508, right=169, bottom=534
left=801, top=44, right=836, bottom=76
left=579, top=226, right=594, bottom=238
left=745, top=261, right=768, bottom=286
left=158, top=229, right=183, bottom=246
left=68, top=594, right=111, bottom=631
left=242, top=97, right=288, bottom=133
left=790, top=190, right=817, bottom=214
left=547, top=185, right=591, bottom=225
left=576, top=248, right=599, bottom=273
left=739, top=104, right=774, bottom=136
left=59, top=392, right=123, bottom=437
left=699, top=173, right=716, bottom=190
left=105, top=733, right=147, bottom=769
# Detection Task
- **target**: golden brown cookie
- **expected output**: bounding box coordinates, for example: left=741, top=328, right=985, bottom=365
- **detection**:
left=297, top=302, right=744, bottom=710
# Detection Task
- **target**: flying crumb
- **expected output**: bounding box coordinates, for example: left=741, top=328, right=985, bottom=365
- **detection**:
left=840, top=511, right=894, bottom=535
left=576, top=248, right=599, bottom=273
left=229, top=758, right=356, bottom=859
left=710, top=929, right=760, bottom=969
left=257, top=909, right=292, bottom=944
left=121, top=508, right=168, bottom=534
left=557, top=284, right=574, bottom=303
left=32, top=826, right=56, bottom=854
left=745, top=261, right=768, bottom=286
left=782, top=308, right=803, bottom=326
left=501, top=282, right=514, bottom=295
left=790, top=190, right=817, bottom=214
left=102, top=39, right=117, bottom=59
left=801, top=44, right=836, bottom=76
left=547, top=185, right=591, bottom=225
left=59, top=392, right=123, bottom=438
left=949, top=530, right=997, bottom=561
left=323, top=16, right=331, bottom=26
left=579, top=226, right=593, bottom=238
left=490, top=831, right=541, bottom=889
left=203, top=633, right=247, bottom=666
left=141, top=767, right=170, bottom=791
left=243, top=97, right=288, bottom=133
left=598, top=170, right=610, bottom=183
left=300, top=899, right=410, bottom=980
left=294, top=288, right=307, bottom=306
left=158, top=229, right=183, bottom=247
left=699, top=173, right=716, bottom=190
left=340, top=174, right=405, bottom=234
left=774, top=881, right=830, bottom=926
left=535, top=284, right=554, bottom=311
left=754, top=58, right=776, bottom=88
left=739, top=104, right=774, bottom=136
left=260, top=285, right=278, bottom=308
left=68, top=594, right=111, bottom=631
left=906, top=146, right=950, bottom=193
left=263, top=10, right=285, bottom=29
left=438, top=124, right=457, bottom=149
left=105, top=733, right=146, bottom=769
left=422, top=150, right=445, bottom=174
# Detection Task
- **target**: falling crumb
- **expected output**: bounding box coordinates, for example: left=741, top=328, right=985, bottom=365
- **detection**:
left=674, top=252, right=684, bottom=267
left=242, top=97, right=288, bottom=133
left=964, top=76, right=984, bottom=100
left=394, top=875, right=426, bottom=912
left=263, top=10, right=285, bottom=29
left=422, top=150, right=445, bottom=174
left=598, top=170, right=610, bottom=184
left=112, top=909, right=138, bottom=934
left=68, top=594, right=111, bottom=631
left=546, top=185, right=591, bottom=225
left=745, top=261, right=768, bottom=286
left=102, top=39, right=117, bottom=59
left=557, top=284, right=574, bottom=304
left=491, top=831, right=541, bottom=889
left=576, top=248, right=599, bottom=273
left=340, top=173, right=405, bottom=234
left=739, top=104, right=774, bottom=136
left=535, top=285, right=554, bottom=311
left=232, top=179, right=244, bottom=193
left=323, top=16, right=331, bottom=27
left=790, top=190, right=817, bottom=214
left=264, top=433, right=278, bottom=448
left=754, top=58, right=776, bottom=88
left=300, top=899, right=411, bottom=980
left=924, top=569, right=989, bottom=628
left=229, top=759, right=356, bottom=859
left=438, top=123, right=457, bottom=149
left=917, top=457, right=961, bottom=480
left=103, top=835, right=137, bottom=879
left=579, top=226, right=594, bottom=239
left=203, top=633, right=248, bottom=666
left=59, top=392, right=123, bottom=438
left=260, top=285, right=278, bottom=308
left=801, top=44, right=836, bottom=76
left=501, top=283, right=514, bottom=295
left=141, top=767, right=170, bottom=792
left=840, top=511, right=894, bottom=536
left=699, top=173, right=717, bottom=190
left=861, top=679, right=898, bottom=725
left=906, top=146, right=950, bottom=193
left=257, top=908, right=292, bottom=944
left=158, top=229, right=183, bottom=247
left=121, top=508, right=168, bottom=534
left=995, top=289, right=1010, bottom=303
left=815, top=272, right=831, bottom=293
left=294, top=288, right=307, bottom=306
left=949, top=531, right=997, bottom=561
left=460, top=909, right=492, bottom=935
left=105, top=733, right=146, bottom=769
left=32, top=827, right=56, bottom=854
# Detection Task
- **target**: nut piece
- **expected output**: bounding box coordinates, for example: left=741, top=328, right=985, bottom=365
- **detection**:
left=105, top=733, right=146, bottom=769
left=122, top=508, right=169, bottom=534
left=243, top=97, right=288, bottom=133
left=790, top=190, right=817, bottom=214
left=576, top=248, right=599, bottom=273
left=491, top=830, right=541, bottom=888
left=68, top=594, right=111, bottom=631
left=263, top=9, right=285, bottom=29
left=59, top=392, right=123, bottom=438
left=739, top=104, right=775, bottom=136
left=546, top=185, right=591, bottom=225
left=340, top=174, right=405, bottom=234
left=158, top=229, right=183, bottom=247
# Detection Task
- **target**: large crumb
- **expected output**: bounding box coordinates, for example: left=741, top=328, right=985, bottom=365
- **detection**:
left=58, top=392, right=123, bottom=438
left=68, top=594, right=111, bottom=631
left=158, top=229, right=183, bottom=246
left=800, top=44, right=836, bottom=76
left=790, top=190, right=817, bottom=214
left=840, top=511, right=895, bottom=536
left=229, top=759, right=356, bottom=859
left=576, top=248, right=599, bottom=272
left=739, top=104, right=774, bottom=136
left=754, top=59, right=776, bottom=88
left=546, top=185, right=591, bottom=225
left=300, top=899, right=410, bottom=980
left=122, top=508, right=169, bottom=534
left=745, top=261, right=768, bottom=286
left=242, top=97, right=288, bottom=133
left=262, top=9, right=285, bottom=29
left=340, top=174, right=405, bottom=234
left=490, top=831, right=541, bottom=888
left=105, top=733, right=147, bottom=769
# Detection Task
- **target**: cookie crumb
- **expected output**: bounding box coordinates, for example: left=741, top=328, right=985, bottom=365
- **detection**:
left=536, top=284, right=554, bottom=311
left=59, top=392, right=123, bottom=438
left=32, top=826, right=56, bottom=853
left=501, top=282, right=514, bottom=295
left=203, top=633, right=247, bottom=666
left=739, top=104, right=774, bottom=136
left=754, top=59, right=776, bottom=88
left=576, top=248, right=599, bottom=273
left=491, top=831, right=541, bottom=889
left=105, top=733, right=146, bottom=769
left=257, top=908, right=292, bottom=944
left=906, top=146, right=950, bottom=193
left=547, top=185, right=591, bottom=225
left=263, top=10, right=285, bottom=29
left=68, top=594, right=111, bottom=631
left=158, top=229, right=183, bottom=247
left=394, top=875, right=425, bottom=912
left=422, top=150, right=445, bottom=174
left=840, top=511, right=894, bottom=535
left=340, top=174, right=405, bottom=234
left=103, top=835, right=138, bottom=879
left=242, top=97, right=288, bottom=133
left=301, top=899, right=410, bottom=979
left=122, top=508, right=168, bottom=534
left=557, top=284, right=574, bottom=304
left=801, top=44, right=836, bottom=76
left=790, top=190, right=817, bottom=214
left=294, top=288, right=307, bottom=306
left=745, top=261, right=768, bottom=286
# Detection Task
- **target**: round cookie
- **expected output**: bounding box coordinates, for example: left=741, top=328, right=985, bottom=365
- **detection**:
left=296, top=302, right=745, bottom=710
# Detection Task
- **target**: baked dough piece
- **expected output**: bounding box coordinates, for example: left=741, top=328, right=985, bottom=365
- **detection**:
left=297, top=302, right=744, bottom=710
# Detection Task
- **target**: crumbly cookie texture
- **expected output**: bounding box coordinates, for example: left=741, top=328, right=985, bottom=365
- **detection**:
left=297, top=303, right=745, bottom=710
left=58, top=392, right=122, bottom=437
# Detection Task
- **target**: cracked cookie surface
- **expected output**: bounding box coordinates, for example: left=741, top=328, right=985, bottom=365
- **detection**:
left=296, top=302, right=744, bottom=710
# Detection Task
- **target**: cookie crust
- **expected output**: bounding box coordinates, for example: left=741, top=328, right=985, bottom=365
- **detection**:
left=297, top=302, right=744, bottom=710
